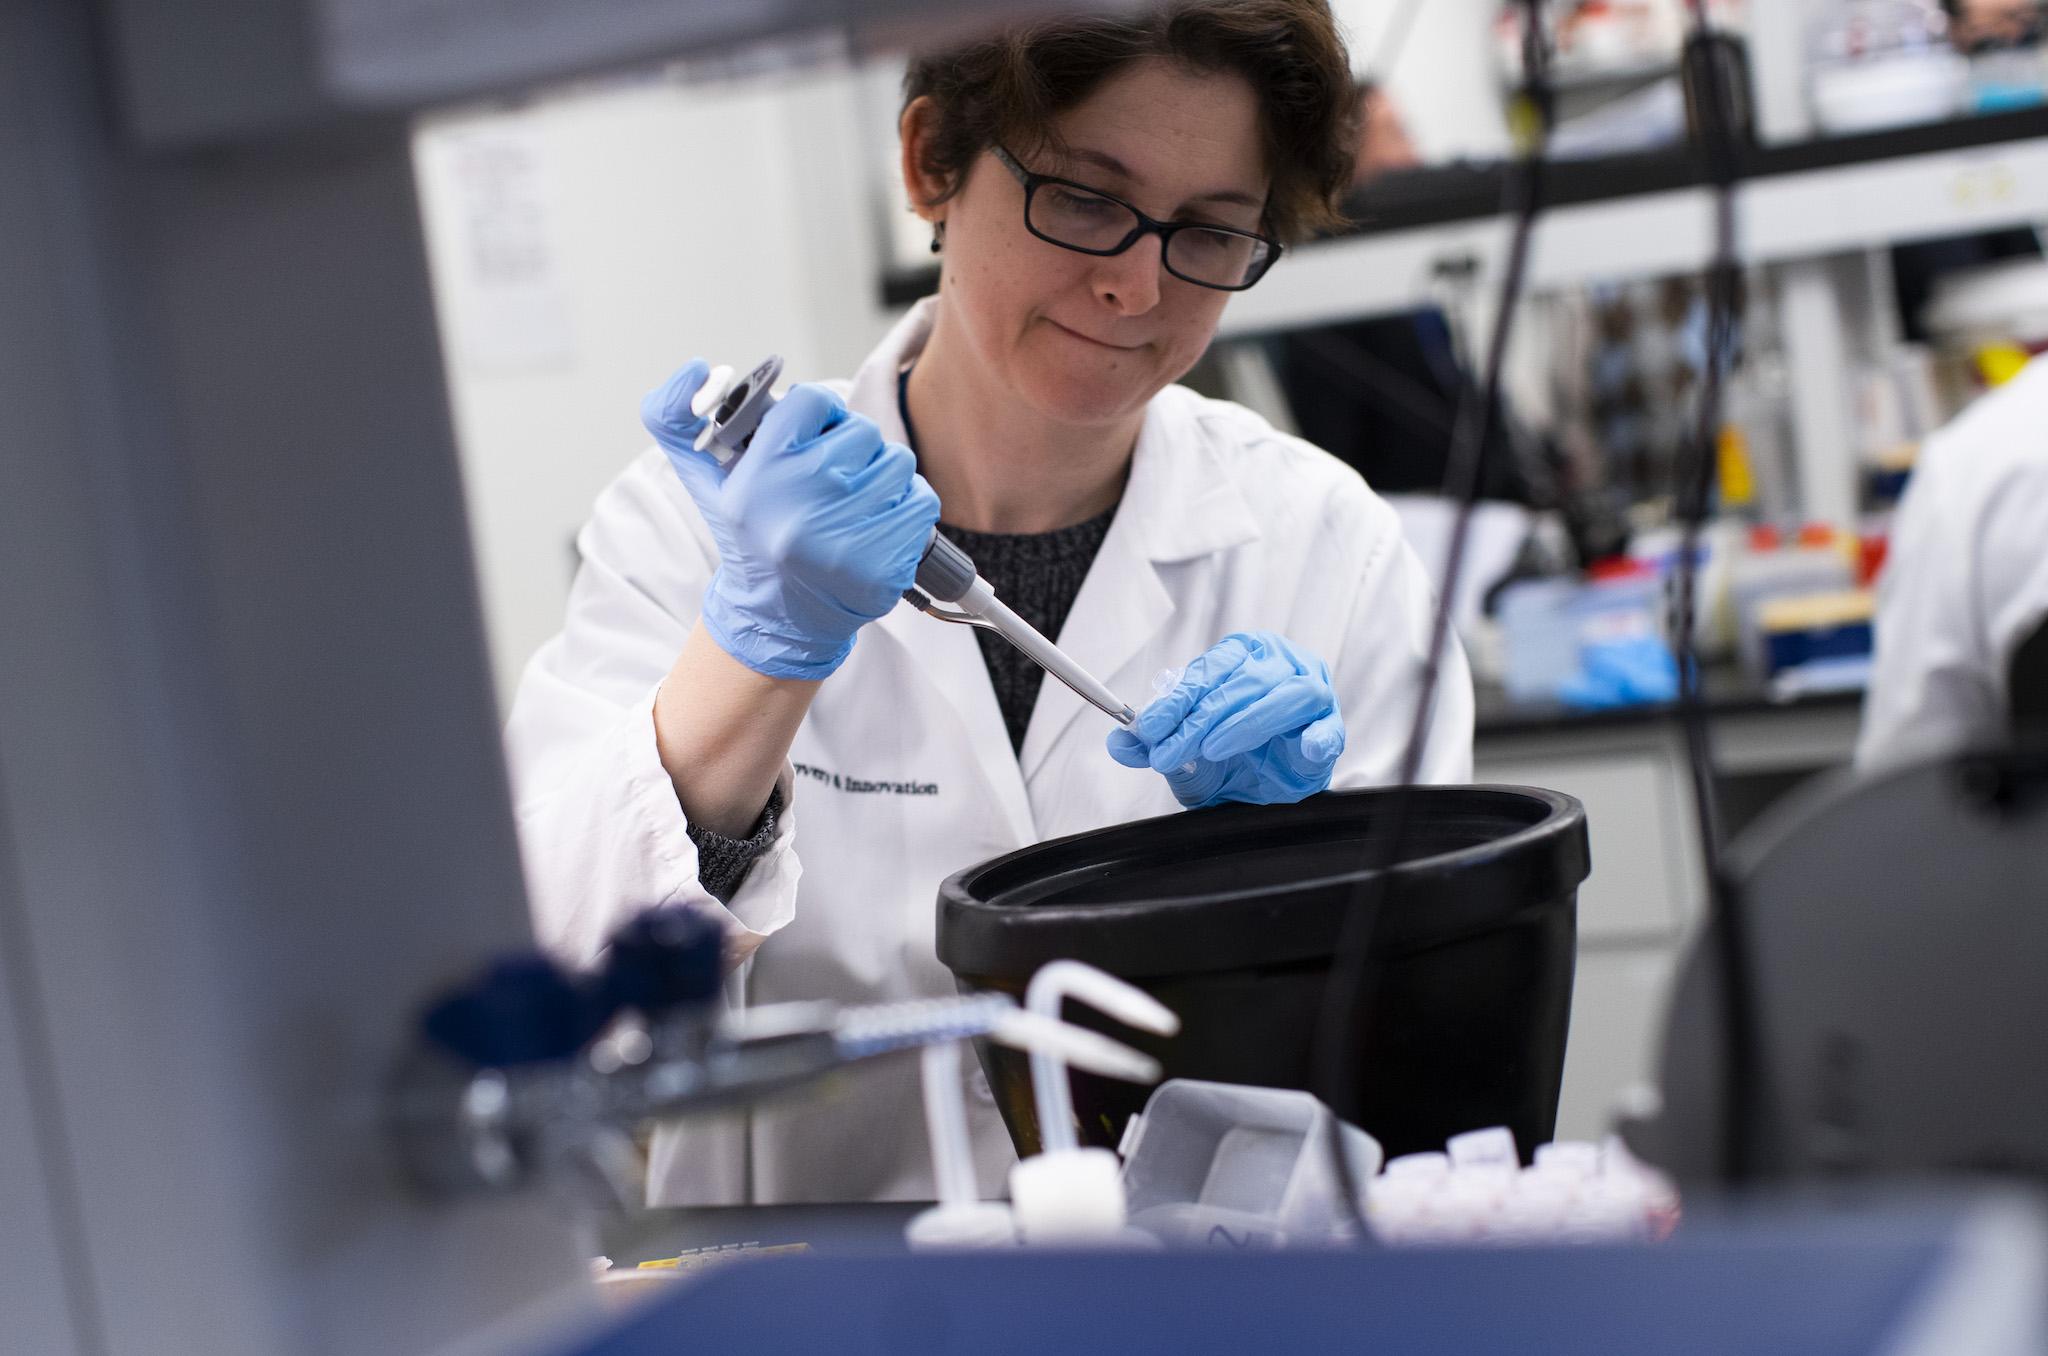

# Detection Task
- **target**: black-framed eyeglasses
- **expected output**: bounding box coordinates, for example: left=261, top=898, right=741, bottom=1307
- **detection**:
left=991, top=144, right=1281, bottom=292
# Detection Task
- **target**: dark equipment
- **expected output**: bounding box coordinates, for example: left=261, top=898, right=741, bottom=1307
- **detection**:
left=1629, top=749, right=2048, bottom=1185
left=2012, top=619, right=2048, bottom=745
left=937, top=786, right=1589, bottom=1161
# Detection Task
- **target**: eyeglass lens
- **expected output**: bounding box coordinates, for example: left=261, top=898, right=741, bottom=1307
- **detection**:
left=1030, top=182, right=1269, bottom=288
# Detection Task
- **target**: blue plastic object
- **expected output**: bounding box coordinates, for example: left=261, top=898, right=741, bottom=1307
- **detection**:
left=1763, top=617, right=1872, bottom=676
left=421, top=956, right=611, bottom=1068
left=1557, top=633, right=1680, bottom=710
left=603, top=906, right=724, bottom=1016
left=561, top=1198, right=1997, bottom=1356
left=1107, top=631, right=1343, bottom=808
left=640, top=363, right=940, bottom=681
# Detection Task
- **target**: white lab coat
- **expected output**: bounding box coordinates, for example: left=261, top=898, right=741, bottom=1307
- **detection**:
left=1859, top=356, right=2048, bottom=771
left=505, top=299, right=1473, bottom=1206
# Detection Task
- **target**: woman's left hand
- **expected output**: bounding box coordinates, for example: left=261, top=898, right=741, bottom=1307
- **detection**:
left=1107, top=631, right=1345, bottom=809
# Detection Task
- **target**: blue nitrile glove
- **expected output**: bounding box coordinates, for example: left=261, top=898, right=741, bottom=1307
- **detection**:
left=641, top=361, right=941, bottom=680
left=1106, top=631, right=1346, bottom=809
left=1556, top=634, right=1679, bottom=710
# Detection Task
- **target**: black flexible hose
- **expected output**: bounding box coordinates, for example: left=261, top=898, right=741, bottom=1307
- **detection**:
left=1673, top=13, right=1758, bottom=1185
left=1308, top=0, right=1554, bottom=1242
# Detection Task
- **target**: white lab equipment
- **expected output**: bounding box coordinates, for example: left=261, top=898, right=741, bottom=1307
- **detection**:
left=905, top=1002, right=1162, bottom=1250
left=1447, top=1125, right=1521, bottom=1173
left=391, top=908, right=1174, bottom=1213
left=1117, top=1080, right=1385, bottom=1250
left=1364, top=1126, right=1678, bottom=1247
left=1008, top=961, right=1177, bottom=1246
left=907, top=1042, right=1022, bottom=1250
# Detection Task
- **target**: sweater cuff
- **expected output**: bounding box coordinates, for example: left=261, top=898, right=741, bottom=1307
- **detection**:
left=685, top=785, right=783, bottom=904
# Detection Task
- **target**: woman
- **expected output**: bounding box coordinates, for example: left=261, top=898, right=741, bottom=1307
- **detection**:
left=508, top=0, right=1473, bottom=1207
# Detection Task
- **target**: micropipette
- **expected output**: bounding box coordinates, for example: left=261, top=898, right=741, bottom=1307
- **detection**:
left=694, top=355, right=1145, bottom=730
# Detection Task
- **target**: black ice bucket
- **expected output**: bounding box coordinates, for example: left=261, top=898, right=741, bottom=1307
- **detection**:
left=937, top=786, right=1590, bottom=1161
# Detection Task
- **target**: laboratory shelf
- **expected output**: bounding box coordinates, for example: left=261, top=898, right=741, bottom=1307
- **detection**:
left=1472, top=666, right=1864, bottom=739
left=1224, top=109, right=2048, bottom=336
left=878, top=105, right=2048, bottom=327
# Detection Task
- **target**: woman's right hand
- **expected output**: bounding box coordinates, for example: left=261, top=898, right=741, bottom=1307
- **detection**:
left=642, top=361, right=941, bottom=681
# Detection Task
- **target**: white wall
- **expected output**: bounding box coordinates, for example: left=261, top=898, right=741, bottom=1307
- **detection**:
left=1330, top=0, right=1513, bottom=163
left=414, top=66, right=898, bottom=708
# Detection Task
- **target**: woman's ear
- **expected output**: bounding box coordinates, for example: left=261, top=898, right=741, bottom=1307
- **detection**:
left=898, top=95, right=953, bottom=229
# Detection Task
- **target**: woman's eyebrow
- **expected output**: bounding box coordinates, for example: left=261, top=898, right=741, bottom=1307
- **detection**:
left=1064, top=146, right=1265, bottom=210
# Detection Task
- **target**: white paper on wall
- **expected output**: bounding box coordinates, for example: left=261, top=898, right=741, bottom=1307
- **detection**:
left=431, top=122, right=577, bottom=372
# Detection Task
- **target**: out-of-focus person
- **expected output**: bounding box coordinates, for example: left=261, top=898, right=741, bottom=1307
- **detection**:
left=1943, top=0, right=2044, bottom=50
left=1857, top=355, right=2048, bottom=769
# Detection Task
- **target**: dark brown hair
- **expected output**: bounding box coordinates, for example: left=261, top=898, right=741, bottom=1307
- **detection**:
left=902, top=1, right=1356, bottom=245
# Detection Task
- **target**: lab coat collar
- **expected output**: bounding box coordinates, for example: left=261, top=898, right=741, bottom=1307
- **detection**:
left=854, top=298, right=1262, bottom=806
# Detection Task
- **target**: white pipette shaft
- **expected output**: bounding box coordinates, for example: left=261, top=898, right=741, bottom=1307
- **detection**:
left=959, top=580, right=1137, bottom=726
left=954, top=585, right=1195, bottom=772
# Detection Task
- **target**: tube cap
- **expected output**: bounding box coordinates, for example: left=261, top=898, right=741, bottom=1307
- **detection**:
left=1009, top=1148, right=1127, bottom=1244
left=603, top=906, right=724, bottom=1016
left=422, top=956, right=611, bottom=1068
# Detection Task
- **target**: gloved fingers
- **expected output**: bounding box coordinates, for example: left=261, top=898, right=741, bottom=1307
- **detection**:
left=1298, top=709, right=1346, bottom=767
left=728, top=391, right=875, bottom=510
left=884, top=470, right=943, bottom=540
left=1131, top=638, right=1256, bottom=743
left=1241, top=630, right=1325, bottom=678
left=836, top=435, right=919, bottom=500
left=1270, top=709, right=1346, bottom=783
left=748, top=382, right=852, bottom=460
left=1162, top=757, right=1228, bottom=810
left=640, top=359, right=712, bottom=449
left=1105, top=727, right=1153, bottom=769
left=815, top=458, right=940, bottom=592
left=1145, top=654, right=1298, bottom=771
left=1181, top=634, right=1262, bottom=690
left=643, top=362, right=725, bottom=503
left=1195, top=674, right=1335, bottom=762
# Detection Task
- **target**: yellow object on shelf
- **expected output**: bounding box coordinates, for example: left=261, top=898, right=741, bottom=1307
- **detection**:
left=1756, top=589, right=1875, bottom=635
left=1975, top=343, right=2032, bottom=389
left=1717, top=425, right=1756, bottom=509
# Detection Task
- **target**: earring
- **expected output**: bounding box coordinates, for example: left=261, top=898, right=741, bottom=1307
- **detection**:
left=929, top=221, right=946, bottom=254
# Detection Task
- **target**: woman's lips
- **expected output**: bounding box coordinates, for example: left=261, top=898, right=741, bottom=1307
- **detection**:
left=1047, top=318, right=1142, bottom=352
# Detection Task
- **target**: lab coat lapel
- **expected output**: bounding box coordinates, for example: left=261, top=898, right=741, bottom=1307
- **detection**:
left=1018, top=391, right=1261, bottom=780
left=872, top=602, right=1036, bottom=848
left=849, top=302, right=1038, bottom=850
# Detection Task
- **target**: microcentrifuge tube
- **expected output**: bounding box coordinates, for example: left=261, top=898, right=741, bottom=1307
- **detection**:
left=1149, top=669, right=1199, bottom=776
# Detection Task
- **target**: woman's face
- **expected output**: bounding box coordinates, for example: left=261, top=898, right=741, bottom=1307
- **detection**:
left=915, top=58, right=1271, bottom=428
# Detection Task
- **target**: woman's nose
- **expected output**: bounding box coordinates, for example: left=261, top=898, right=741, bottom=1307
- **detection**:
left=1091, top=234, right=1164, bottom=316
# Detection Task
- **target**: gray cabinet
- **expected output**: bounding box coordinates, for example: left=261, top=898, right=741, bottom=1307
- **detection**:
left=1475, top=700, right=1863, bottom=1142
